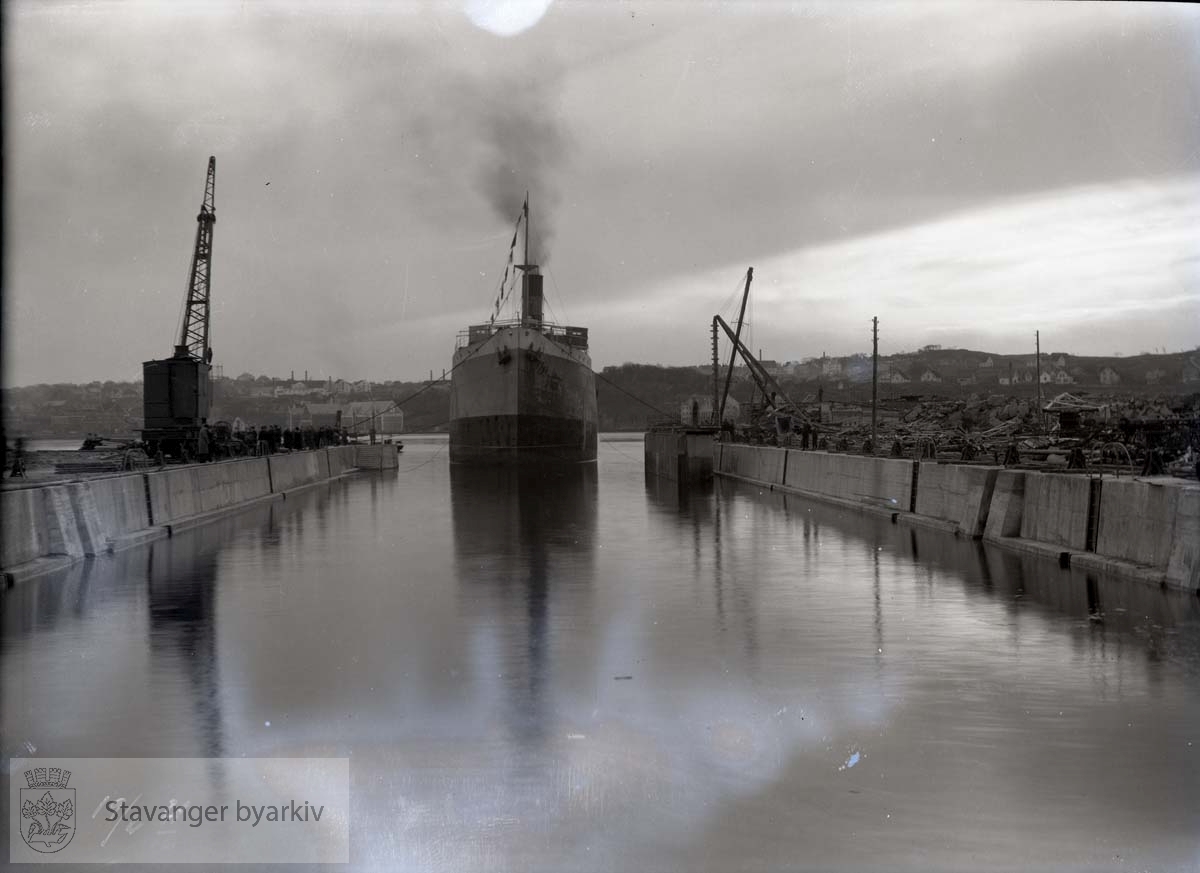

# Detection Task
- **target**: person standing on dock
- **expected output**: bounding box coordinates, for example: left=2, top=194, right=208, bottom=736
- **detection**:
left=8, top=437, right=26, bottom=478
left=197, top=420, right=211, bottom=463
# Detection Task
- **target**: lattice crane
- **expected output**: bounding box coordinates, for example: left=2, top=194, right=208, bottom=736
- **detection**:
left=141, top=156, right=219, bottom=461
left=176, top=156, right=216, bottom=361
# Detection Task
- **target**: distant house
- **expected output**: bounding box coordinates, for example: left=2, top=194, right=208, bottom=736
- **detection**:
left=844, top=359, right=872, bottom=382
left=1145, top=368, right=1167, bottom=385
left=792, top=361, right=821, bottom=380
left=1098, top=366, right=1121, bottom=386
left=1053, top=355, right=1068, bottom=368
left=821, top=358, right=843, bottom=378
left=920, top=368, right=942, bottom=383
left=887, top=369, right=911, bottom=384
left=998, top=375, right=1011, bottom=386
left=275, top=381, right=323, bottom=397
left=342, top=401, right=401, bottom=434
left=978, top=356, right=994, bottom=368
left=1054, top=370, right=1074, bottom=385
left=1039, top=371, right=1054, bottom=384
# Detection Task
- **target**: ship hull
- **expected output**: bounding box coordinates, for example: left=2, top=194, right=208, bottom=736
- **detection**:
left=450, top=326, right=598, bottom=464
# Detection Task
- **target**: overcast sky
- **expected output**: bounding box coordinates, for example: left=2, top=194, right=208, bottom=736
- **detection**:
left=5, top=0, right=1199, bottom=386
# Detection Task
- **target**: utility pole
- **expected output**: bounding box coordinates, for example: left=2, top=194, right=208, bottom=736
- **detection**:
left=1035, top=330, right=1042, bottom=431
left=871, top=316, right=878, bottom=454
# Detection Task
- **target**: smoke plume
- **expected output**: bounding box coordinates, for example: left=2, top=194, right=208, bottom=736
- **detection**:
left=477, top=96, right=567, bottom=265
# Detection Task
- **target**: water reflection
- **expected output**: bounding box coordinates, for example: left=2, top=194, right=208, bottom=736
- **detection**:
left=148, top=528, right=225, bottom=761
left=2, top=445, right=1199, bottom=871
left=450, top=464, right=598, bottom=751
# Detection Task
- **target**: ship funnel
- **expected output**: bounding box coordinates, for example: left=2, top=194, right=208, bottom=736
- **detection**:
left=521, top=268, right=544, bottom=327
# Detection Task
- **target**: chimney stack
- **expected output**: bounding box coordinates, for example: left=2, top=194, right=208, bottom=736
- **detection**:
left=521, top=268, right=544, bottom=327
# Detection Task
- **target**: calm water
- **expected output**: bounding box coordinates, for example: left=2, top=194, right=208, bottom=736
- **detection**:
left=3, top=436, right=1200, bottom=871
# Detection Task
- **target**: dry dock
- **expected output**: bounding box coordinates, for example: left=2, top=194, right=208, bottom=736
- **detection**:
left=1, top=444, right=399, bottom=585
left=649, top=436, right=1199, bottom=593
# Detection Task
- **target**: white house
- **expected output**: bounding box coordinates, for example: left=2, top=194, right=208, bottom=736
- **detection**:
left=821, top=358, right=844, bottom=378
left=920, top=369, right=942, bottom=383
left=1098, top=366, right=1120, bottom=386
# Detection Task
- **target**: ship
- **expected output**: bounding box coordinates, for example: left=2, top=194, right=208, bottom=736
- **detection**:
left=449, top=199, right=598, bottom=463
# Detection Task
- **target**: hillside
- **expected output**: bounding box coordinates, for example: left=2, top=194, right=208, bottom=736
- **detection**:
left=4, top=346, right=1198, bottom=438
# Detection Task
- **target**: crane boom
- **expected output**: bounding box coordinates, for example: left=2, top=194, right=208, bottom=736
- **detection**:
left=178, top=156, right=216, bottom=360
left=714, top=314, right=804, bottom=419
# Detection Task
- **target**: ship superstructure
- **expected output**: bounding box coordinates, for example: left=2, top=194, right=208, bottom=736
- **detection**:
left=449, top=199, right=598, bottom=463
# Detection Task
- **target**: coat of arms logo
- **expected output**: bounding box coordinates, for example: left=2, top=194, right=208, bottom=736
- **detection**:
left=19, top=767, right=75, bottom=853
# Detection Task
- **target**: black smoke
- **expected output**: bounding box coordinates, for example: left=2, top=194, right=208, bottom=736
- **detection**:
left=477, top=93, right=568, bottom=265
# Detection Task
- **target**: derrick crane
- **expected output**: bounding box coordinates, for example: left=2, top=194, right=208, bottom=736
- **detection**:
left=140, top=157, right=218, bottom=461
left=714, top=267, right=807, bottom=431
left=178, top=156, right=216, bottom=362
left=714, top=315, right=802, bottom=417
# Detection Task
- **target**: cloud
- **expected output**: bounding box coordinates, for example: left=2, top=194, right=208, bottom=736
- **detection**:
left=4, top=2, right=1199, bottom=385
left=591, top=175, right=1200, bottom=362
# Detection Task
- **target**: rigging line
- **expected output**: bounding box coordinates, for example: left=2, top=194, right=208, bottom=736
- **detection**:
left=346, top=338, right=498, bottom=428
left=599, top=433, right=642, bottom=463
left=718, top=269, right=750, bottom=323
left=592, top=369, right=676, bottom=419
left=396, top=438, right=448, bottom=473
left=490, top=210, right=525, bottom=318
left=545, top=265, right=568, bottom=325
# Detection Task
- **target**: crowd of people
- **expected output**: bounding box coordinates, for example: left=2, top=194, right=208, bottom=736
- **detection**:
left=235, top=423, right=352, bottom=456
left=195, top=421, right=360, bottom=462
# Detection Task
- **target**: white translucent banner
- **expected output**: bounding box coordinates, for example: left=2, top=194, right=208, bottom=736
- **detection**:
left=10, top=758, right=349, bottom=864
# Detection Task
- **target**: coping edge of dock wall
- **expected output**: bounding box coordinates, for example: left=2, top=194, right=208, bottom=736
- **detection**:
left=2, top=457, right=371, bottom=588
left=717, top=467, right=1197, bottom=595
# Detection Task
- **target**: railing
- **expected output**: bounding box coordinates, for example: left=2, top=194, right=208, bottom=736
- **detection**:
left=455, top=319, right=589, bottom=350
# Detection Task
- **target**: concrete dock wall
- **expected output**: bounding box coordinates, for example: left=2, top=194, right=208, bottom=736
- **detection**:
left=1019, top=472, right=1093, bottom=551
left=268, top=453, right=324, bottom=493
left=2, top=489, right=48, bottom=568
left=783, top=453, right=915, bottom=510
left=1166, top=487, right=1200, bottom=591
left=3, top=447, right=380, bottom=585
left=983, top=471, right=1025, bottom=540
left=68, top=474, right=159, bottom=557
left=353, top=443, right=399, bottom=470
left=644, top=432, right=685, bottom=480
left=326, top=446, right=357, bottom=477
left=913, top=463, right=1000, bottom=538
left=147, top=458, right=274, bottom=527
left=720, top=444, right=787, bottom=485
left=1093, top=479, right=1179, bottom=570
left=712, top=443, right=1198, bottom=593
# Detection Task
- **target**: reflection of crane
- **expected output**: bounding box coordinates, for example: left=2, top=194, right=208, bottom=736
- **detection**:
left=141, top=157, right=218, bottom=461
